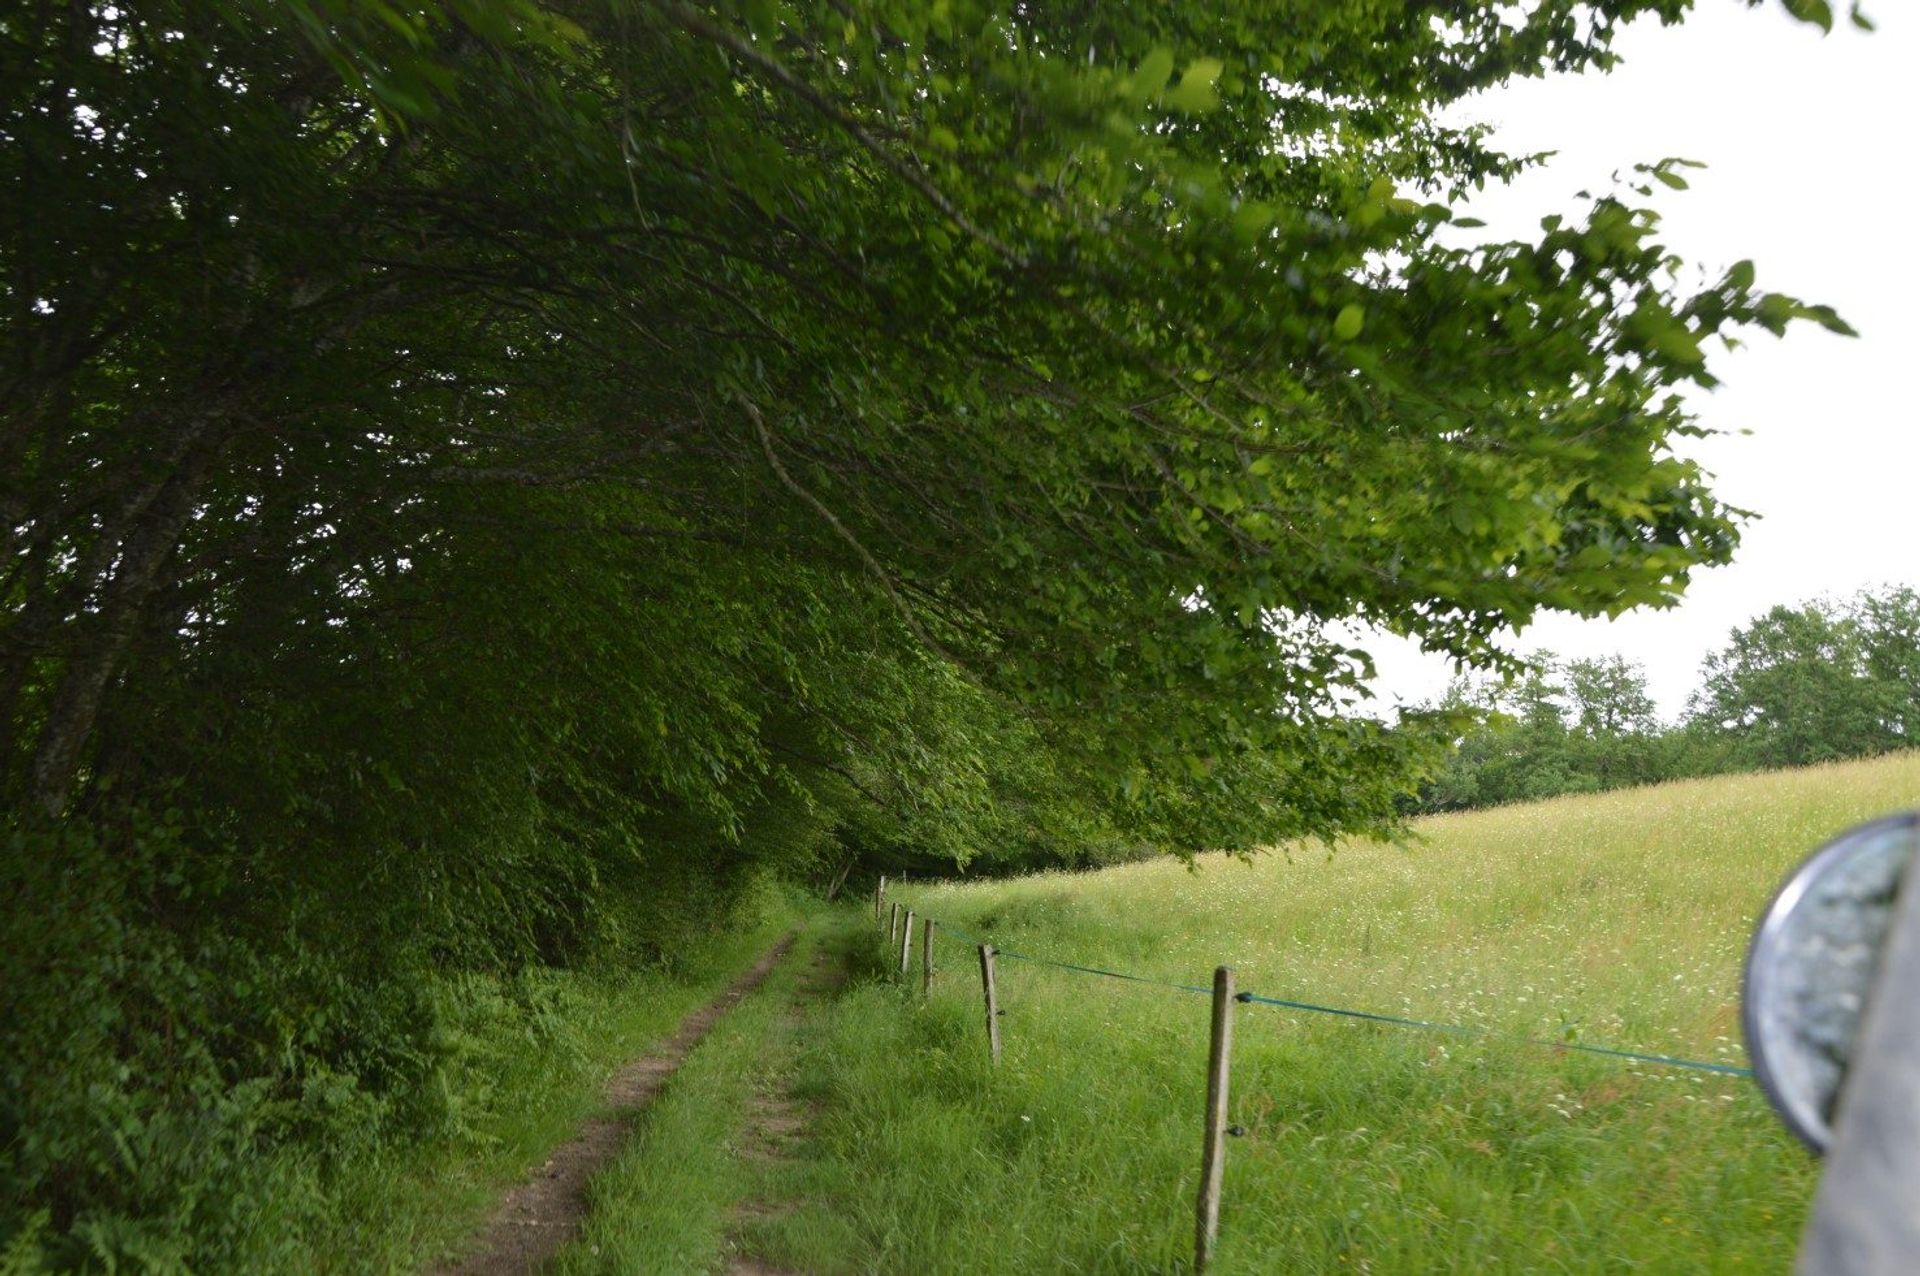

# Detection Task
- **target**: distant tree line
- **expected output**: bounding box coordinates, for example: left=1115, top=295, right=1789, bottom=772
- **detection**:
left=1410, top=586, right=1920, bottom=813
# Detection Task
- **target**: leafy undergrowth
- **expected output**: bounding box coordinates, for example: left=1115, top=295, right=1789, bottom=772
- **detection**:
left=323, top=900, right=801, bottom=1274
left=0, top=892, right=798, bottom=1275
left=741, top=755, right=1918, bottom=1273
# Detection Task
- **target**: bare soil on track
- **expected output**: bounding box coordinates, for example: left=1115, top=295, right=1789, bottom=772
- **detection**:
left=436, top=931, right=800, bottom=1276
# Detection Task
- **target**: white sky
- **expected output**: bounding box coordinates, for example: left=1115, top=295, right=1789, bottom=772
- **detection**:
left=1362, top=0, right=1920, bottom=720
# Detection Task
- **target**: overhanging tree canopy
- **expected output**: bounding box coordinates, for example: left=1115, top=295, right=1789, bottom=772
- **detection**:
left=4, top=0, right=1850, bottom=846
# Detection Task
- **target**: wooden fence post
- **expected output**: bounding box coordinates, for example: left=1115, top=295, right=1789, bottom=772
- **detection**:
left=921, top=918, right=936, bottom=996
left=900, top=910, right=915, bottom=976
left=978, top=944, right=1002, bottom=1064
left=874, top=875, right=886, bottom=922
left=1796, top=837, right=1920, bottom=1273
left=888, top=901, right=899, bottom=947
left=1195, top=966, right=1235, bottom=1273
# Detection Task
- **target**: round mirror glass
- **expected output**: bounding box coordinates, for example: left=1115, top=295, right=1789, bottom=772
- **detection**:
left=1743, top=812, right=1919, bottom=1153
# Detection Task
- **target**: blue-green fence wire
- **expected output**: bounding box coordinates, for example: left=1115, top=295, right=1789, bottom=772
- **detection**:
left=900, top=906, right=1752, bottom=1079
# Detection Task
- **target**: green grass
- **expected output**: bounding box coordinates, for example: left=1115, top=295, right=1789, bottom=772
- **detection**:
left=550, top=925, right=814, bottom=1275
left=551, top=920, right=879, bottom=1275
left=294, top=898, right=801, bottom=1273
left=722, top=754, right=1920, bottom=1273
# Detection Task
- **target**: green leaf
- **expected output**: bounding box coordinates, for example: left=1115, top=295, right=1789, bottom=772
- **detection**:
left=1165, top=57, right=1224, bottom=112
left=1130, top=47, right=1175, bottom=105
left=1573, top=544, right=1612, bottom=569
left=1783, top=0, right=1835, bottom=31
left=1802, top=303, right=1858, bottom=337
left=1758, top=292, right=1797, bottom=332
left=1333, top=304, right=1365, bottom=341
left=1233, top=200, right=1275, bottom=239
left=1652, top=323, right=1704, bottom=365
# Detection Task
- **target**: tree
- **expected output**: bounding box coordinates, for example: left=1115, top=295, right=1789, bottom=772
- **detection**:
left=1414, top=657, right=1582, bottom=810
left=1687, top=600, right=1895, bottom=767
left=1858, top=585, right=1920, bottom=745
left=1413, top=652, right=1676, bottom=810
left=1566, top=655, right=1659, bottom=738
left=3, top=0, right=1848, bottom=830
left=1563, top=654, right=1666, bottom=787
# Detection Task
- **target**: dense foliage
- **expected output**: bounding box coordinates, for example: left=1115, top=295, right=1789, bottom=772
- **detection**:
left=1413, top=586, right=1920, bottom=812
left=2, top=0, right=1846, bottom=1266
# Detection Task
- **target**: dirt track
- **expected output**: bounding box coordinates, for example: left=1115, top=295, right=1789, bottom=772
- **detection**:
left=435, top=931, right=800, bottom=1276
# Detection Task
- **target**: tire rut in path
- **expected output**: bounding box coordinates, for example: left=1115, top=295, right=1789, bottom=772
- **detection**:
left=436, top=930, right=800, bottom=1276
left=718, top=942, right=851, bottom=1276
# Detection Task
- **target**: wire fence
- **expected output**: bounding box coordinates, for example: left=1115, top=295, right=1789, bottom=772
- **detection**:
left=877, top=884, right=1757, bottom=1270
left=895, top=900, right=1752, bottom=1079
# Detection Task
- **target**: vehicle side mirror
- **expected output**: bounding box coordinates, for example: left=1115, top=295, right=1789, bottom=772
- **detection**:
left=1744, top=812, right=1920, bottom=1154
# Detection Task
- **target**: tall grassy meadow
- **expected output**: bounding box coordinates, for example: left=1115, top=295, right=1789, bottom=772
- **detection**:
left=714, top=754, right=1920, bottom=1273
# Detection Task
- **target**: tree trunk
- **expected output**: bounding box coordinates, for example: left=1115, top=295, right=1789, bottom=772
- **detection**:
left=26, top=433, right=219, bottom=817
left=823, top=851, right=856, bottom=902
